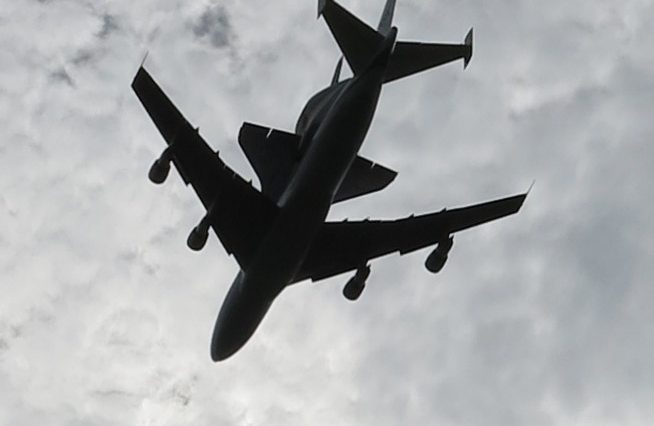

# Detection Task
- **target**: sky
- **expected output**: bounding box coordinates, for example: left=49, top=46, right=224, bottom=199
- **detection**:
left=1, top=0, right=653, bottom=424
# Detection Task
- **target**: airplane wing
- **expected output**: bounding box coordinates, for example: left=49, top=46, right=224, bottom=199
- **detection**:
left=292, top=192, right=527, bottom=282
left=131, top=67, right=278, bottom=268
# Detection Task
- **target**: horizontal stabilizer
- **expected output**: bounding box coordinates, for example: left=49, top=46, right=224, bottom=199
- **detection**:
left=334, top=156, right=397, bottom=203
left=319, top=0, right=383, bottom=75
left=238, top=122, right=302, bottom=202
left=384, top=28, right=473, bottom=83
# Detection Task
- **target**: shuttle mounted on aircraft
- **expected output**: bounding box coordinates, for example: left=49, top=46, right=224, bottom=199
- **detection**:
left=132, top=0, right=526, bottom=361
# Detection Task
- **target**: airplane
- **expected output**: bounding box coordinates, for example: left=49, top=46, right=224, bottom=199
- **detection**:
left=131, top=0, right=527, bottom=361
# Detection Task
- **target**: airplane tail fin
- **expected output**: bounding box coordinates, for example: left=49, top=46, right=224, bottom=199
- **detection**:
left=377, top=0, right=396, bottom=36
left=330, top=57, right=344, bottom=86
left=318, top=0, right=472, bottom=82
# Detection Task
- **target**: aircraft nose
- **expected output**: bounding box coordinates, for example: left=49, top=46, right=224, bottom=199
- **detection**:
left=210, top=336, right=235, bottom=362
left=209, top=276, right=275, bottom=362
left=210, top=346, right=227, bottom=362
left=210, top=313, right=243, bottom=362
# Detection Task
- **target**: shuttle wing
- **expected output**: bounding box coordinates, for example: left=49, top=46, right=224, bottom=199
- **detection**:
left=334, top=156, right=397, bottom=203
left=132, top=67, right=278, bottom=268
left=293, top=192, right=527, bottom=282
left=239, top=122, right=396, bottom=204
left=238, top=122, right=301, bottom=202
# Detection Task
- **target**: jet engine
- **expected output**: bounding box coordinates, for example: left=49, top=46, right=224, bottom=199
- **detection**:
left=425, top=236, right=454, bottom=274
left=343, top=265, right=371, bottom=301
left=187, top=217, right=210, bottom=251
left=148, top=148, right=173, bottom=184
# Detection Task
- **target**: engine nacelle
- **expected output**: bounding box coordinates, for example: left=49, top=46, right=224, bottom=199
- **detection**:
left=343, top=265, right=371, bottom=301
left=425, top=236, right=454, bottom=274
left=148, top=148, right=172, bottom=184
left=187, top=219, right=210, bottom=251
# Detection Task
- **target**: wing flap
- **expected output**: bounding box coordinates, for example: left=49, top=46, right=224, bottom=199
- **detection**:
left=294, top=192, right=526, bottom=282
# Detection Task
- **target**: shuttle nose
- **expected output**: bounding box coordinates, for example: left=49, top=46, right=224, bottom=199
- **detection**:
left=210, top=314, right=267, bottom=362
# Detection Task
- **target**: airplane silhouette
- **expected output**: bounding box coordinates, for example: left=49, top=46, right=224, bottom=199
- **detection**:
left=132, top=0, right=527, bottom=361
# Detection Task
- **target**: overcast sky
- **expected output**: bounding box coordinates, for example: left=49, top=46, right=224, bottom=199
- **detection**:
left=1, top=0, right=653, bottom=424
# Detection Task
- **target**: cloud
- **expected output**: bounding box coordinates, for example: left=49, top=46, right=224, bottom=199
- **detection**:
left=191, top=4, right=234, bottom=49
left=50, top=68, right=75, bottom=86
left=97, top=13, right=119, bottom=39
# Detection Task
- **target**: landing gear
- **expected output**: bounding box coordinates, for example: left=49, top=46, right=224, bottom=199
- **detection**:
left=343, top=264, right=371, bottom=301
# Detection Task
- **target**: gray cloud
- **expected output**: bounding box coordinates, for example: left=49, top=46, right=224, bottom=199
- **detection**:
left=192, top=5, right=234, bottom=49
left=97, top=13, right=119, bottom=40
left=50, top=68, right=75, bottom=87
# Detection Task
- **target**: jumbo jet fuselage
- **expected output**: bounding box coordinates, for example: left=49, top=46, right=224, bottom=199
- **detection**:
left=210, top=29, right=397, bottom=361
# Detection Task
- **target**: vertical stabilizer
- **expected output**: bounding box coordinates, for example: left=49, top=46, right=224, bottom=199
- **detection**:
left=331, top=57, right=344, bottom=86
left=377, top=0, right=396, bottom=36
